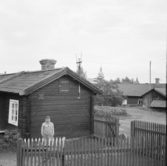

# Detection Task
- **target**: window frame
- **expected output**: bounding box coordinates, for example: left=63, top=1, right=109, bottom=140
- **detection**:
left=8, top=99, right=19, bottom=126
left=138, top=99, right=143, bottom=105
left=59, top=80, right=69, bottom=92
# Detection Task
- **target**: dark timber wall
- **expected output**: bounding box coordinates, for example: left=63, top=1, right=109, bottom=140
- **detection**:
left=0, top=93, right=5, bottom=130
left=0, top=93, right=28, bottom=137
left=30, top=76, right=93, bottom=138
left=142, top=90, right=165, bottom=107
left=127, top=97, right=140, bottom=105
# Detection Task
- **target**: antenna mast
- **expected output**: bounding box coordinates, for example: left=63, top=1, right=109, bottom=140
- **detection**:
left=76, top=52, right=82, bottom=76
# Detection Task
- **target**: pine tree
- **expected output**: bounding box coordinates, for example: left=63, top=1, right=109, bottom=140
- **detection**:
left=76, top=66, right=87, bottom=79
left=135, top=77, right=139, bottom=84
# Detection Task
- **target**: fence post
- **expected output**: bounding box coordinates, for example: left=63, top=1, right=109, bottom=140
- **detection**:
left=131, top=121, right=135, bottom=138
left=115, top=118, right=119, bottom=139
left=17, top=138, right=23, bottom=166
left=131, top=121, right=135, bottom=149
left=90, top=95, right=94, bottom=137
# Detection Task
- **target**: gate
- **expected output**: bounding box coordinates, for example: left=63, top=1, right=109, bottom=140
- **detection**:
left=94, top=114, right=119, bottom=139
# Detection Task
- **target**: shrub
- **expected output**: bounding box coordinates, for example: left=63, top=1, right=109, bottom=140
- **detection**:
left=0, top=129, right=20, bottom=151
left=94, top=106, right=127, bottom=117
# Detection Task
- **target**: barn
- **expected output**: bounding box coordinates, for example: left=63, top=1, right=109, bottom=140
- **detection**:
left=0, top=59, right=101, bottom=138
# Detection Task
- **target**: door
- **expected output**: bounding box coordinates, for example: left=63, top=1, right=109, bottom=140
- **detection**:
left=0, top=95, right=5, bottom=130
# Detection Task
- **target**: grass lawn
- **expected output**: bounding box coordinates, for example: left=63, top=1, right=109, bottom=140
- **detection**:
left=119, top=106, right=166, bottom=136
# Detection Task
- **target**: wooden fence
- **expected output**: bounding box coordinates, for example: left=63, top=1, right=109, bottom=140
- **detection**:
left=17, top=136, right=166, bottom=166
left=94, top=114, right=119, bottom=139
left=131, top=120, right=166, bottom=147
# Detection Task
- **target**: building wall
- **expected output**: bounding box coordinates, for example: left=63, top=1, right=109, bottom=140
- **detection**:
left=0, top=93, right=28, bottom=137
left=142, top=90, right=165, bottom=107
left=30, top=75, right=93, bottom=138
left=0, top=93, right=5, bottom=130
left=127, top=97, right=141, bottom=105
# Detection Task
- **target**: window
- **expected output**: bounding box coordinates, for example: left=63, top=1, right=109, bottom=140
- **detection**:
left=138, top=99, right=143, bottom=105
left=59, top=80, right=69, bottom=92
left=8, top=99, right=19, bottom=126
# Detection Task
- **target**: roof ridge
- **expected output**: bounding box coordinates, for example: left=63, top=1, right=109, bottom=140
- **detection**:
left=23, top=67, right=64, bottom=74
left=0, top=71, right=25, bottom=84
left=0, top=68, right=64, bottom=76
left=21, top=67, right=66, bottom=95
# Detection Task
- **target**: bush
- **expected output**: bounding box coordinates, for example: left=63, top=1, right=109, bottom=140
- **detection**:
left=0, top=129, right=20, bottom=151
left=94, top=106, right=127, bottom=117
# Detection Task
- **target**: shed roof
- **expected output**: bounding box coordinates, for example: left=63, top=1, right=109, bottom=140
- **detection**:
left=0, top=67, right=102, bottom=95
left=150, top=100, right=166, bottom=108
left=154, top=88, right=166, bottom=97
left=118, top=84, right=153, bottom=97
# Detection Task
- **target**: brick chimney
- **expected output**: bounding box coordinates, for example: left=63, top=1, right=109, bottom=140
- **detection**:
left=155, top=78, right=160, bottom=84
left=39, top=59, right=56, bottom=70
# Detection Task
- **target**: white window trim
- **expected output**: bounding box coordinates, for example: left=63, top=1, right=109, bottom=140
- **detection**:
left=8, top=99, right=19, bottom=126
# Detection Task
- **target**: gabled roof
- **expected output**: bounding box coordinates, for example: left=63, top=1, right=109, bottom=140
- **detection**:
left=150, top=100, right=166, bottom=108
left=154, top=88, right=166, bottom=97
left=0, top=67, right=102, bottom=95
left=118, top=84, right=153, bottom=97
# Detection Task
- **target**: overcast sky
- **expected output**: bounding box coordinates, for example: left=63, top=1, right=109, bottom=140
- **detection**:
left=0, top=0, right=166, bottom=83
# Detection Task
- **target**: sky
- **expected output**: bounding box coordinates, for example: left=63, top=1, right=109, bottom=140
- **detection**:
left=0, top=0, right=166, bottom=83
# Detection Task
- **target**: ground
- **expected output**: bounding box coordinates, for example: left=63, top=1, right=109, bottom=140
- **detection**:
left=0, top=107, right=166, bottom=166
left=119, top=106, right=166, bottom=136
left=0, top=152, right=16, bottom=166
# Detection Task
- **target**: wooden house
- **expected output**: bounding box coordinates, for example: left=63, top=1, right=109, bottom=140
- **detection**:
left=0, top=59, right=102, bottom=138
left=118, top=83, right=166, bottom=108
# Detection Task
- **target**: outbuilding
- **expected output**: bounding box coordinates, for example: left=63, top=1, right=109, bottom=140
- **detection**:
left=118, top=83, right=166, bottom=108
left=0, top=59, right=101, bottom=138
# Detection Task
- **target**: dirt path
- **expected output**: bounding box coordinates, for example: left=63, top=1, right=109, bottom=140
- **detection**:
left=0, top=152, right=16, bottom=166
left=119, top=107, right=166, bottom=136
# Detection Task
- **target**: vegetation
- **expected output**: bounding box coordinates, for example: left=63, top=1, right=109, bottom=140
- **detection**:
left=115, top=77, right=139, bottom=84
left=76, top=66, right=87, bottom=79
left=94, top=68, right=123, bottom=106
left=94, top=106, right=127, bottom=116
left=0, top=129, right=20, bottom=151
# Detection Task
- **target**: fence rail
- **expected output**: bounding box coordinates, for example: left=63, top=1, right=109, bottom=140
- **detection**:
left=17, top=136, right=166, bottom=166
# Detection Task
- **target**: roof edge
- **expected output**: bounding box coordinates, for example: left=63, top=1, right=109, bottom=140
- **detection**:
left=21, top=67, right=102, bottom=95
left=0, top=71, right=25, bottom=84
left=154, top=88, right=166, bottom=97
left=21, top=68, right=66, bottom=95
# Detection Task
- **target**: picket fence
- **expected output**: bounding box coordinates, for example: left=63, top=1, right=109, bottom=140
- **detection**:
left=131, top=121, right=166, bottom=147
left=17, top=136, right=166, bottom=166
left=94, top=114, right=119, bottom=139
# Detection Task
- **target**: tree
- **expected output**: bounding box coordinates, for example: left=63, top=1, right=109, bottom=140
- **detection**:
left=76, top=66, right=87, bottom=79
left=135, top=77, right=139, bottom=84
left=114, top=78, right=121, bottom=84
left=121, top=76, right=140, bottom=84
left=122, top=76, right=132, bottom=84
left=94, top=68, right=123, bottom=106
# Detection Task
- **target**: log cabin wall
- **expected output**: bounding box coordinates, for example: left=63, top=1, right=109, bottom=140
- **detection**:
left=1, top=93, right=28, bottom=137
left=30, top=75, right=93, bottom=138
left=0, top=93, right=5, bottom=131
left=127, top=97, right=140, bottom=105
left=142, top=90, right=165, bottom=107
